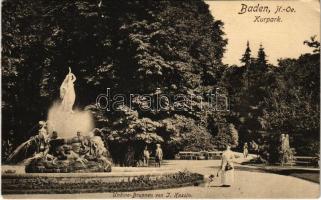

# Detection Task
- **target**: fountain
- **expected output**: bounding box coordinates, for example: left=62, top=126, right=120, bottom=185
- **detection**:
left=7, top=68, right=111, bottom=173
left=2, top=68, right=204, bottom=194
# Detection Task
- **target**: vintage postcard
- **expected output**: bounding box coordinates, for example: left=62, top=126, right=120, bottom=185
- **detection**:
left=1, top=0, right=320, bottom=199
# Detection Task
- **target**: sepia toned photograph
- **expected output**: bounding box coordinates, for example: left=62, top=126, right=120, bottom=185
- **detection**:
left=1, top=0, right=320, bottom=199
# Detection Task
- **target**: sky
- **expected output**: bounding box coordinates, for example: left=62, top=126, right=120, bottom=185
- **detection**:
left=206, top=0, right=320, bottom=66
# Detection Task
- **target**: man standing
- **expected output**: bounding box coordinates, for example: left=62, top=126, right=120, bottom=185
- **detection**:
left=243, top=142, right=248, bottom=158
left=155, top=144, right=163, bottom=167
left=143, top=146, right=150, bottom=167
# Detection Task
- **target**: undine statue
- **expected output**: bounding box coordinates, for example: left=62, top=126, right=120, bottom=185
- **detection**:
left=60, top=67, right=76, bottom=113
left=7, top=68, right=112, bottom=173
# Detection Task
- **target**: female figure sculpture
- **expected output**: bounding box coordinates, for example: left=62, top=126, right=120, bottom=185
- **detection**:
left=60, top=67, right=76, bottom=113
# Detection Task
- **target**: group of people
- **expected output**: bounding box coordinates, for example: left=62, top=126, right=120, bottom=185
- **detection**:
left=141, top=144, right=163, bottom=167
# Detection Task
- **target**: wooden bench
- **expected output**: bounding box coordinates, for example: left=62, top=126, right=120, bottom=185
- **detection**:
left=176, top=151, right=222, bottom=160
left=177, top=151, right=201, bottom=160
left=293, top=156, right=319, bottom=167
left=207, top=151, right=222, bottom=160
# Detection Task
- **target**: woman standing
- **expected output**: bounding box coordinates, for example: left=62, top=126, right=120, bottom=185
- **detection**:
left=218, top=144, right=235, bottom=187
left=155, top=144, right=163, bottom=167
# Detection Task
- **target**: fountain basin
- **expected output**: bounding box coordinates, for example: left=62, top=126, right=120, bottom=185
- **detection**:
left=2, top=166, right=204, bottom=194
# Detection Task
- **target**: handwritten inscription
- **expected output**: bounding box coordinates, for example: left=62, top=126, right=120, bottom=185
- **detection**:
left=238, top=3, right=296, bottom=23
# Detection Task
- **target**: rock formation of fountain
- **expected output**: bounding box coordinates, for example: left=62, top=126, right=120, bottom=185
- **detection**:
left=7, top=68, right=112, bottom=173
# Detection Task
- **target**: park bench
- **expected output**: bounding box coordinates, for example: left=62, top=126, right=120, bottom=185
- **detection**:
left=293, top=156, right=319, bottom=167
left=177, top=151, right=201, bottom=160
left=176, top=151, right=222, bottom=160
left=207, top=151, right=222, bottom=160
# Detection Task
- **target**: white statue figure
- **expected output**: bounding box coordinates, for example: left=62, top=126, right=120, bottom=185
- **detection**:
left=280, top=134, right=286, bottom=152
left=285, top=134, right=290, bottom=149
left=60, top=67, right=76, bottom=113
left=38, top=120, right=49, bottom=143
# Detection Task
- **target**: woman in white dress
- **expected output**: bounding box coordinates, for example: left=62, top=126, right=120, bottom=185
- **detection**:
left=60, top=67, right=76, bottom=113
left=218, top=144, right=235, bottom=187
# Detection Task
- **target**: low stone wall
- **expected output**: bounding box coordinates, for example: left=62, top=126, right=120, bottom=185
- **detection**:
left=2, top=170, right=204, bottom=194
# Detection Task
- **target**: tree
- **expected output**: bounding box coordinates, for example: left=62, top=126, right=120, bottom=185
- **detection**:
left=213, top=123, right=238, bottom=149
left=2, top=0, right=229, bottom=164
left=257, top=44, right=268, bottom=68
left=304, top=35, right=320, bottom=53
left=240, top=41, right=252, bottom=66
left=262, top=50, right=319, bottom=156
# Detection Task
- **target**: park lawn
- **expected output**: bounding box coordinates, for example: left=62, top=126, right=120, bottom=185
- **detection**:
left=276, top=170, right=319, bottom=183
left=237, top=164, right=320, bottom=183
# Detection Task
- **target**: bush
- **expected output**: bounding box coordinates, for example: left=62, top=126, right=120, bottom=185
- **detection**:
left=2, top=170, right=204, bottom=194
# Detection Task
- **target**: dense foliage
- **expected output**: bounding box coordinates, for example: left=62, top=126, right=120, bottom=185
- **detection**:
left=2, top=0, right=230, bottom=164
left=221, top=38, right=320, bottom=161
left=2, top=0, right=319, bottom=164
